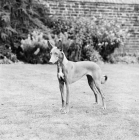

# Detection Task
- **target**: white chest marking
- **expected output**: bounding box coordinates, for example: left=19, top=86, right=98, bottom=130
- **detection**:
left=58, top=68, right=64, bottom=79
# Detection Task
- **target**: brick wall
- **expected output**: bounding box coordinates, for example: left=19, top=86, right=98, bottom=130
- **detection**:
left=37, top=0, right=139, bottom=53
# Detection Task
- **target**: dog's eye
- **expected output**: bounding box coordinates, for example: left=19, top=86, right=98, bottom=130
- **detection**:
left=55, top=52, right=58, bottom=56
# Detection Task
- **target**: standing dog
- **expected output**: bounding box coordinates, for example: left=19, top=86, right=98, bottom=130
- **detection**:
left=48, top=41, right=107, bottom=114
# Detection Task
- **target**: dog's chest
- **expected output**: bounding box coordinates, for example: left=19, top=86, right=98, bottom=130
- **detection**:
left=57, top=67, right=64, bottom=80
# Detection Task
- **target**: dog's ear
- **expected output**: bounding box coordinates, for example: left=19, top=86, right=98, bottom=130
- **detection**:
left=47, top=40, right=55, bottom=48
left=57, top=39, right=63, bottom=52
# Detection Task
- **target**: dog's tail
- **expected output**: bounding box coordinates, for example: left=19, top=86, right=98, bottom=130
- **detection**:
left=101, top=75, right=108, bottom=84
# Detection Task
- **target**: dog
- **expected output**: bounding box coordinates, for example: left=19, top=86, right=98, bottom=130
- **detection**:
left=48, top=40, right=107, bottom=114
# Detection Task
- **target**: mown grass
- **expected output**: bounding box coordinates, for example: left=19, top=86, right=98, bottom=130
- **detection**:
left=0, top=64, right=139, bottom=140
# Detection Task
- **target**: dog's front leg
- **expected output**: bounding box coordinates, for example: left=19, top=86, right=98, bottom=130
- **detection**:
left=64, top=82, right=70, bottom=114
left=59, top=80, right=65, bottom=112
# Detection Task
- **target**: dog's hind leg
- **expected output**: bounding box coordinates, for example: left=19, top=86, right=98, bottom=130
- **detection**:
left=87, top=75, right=98, bottom=104
left=94, top=80, right=106, bottom=109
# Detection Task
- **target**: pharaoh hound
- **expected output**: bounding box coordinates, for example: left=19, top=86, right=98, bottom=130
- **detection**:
left=48, top=40, right=108, bottom=114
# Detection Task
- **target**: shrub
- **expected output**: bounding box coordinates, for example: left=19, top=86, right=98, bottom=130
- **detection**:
left=0, top=0, right=50, bottom=61
left=108, top=52, right=139, bottom=64
left=47, top=17, right=71, bottom=34
left=21, top=30, right=50, bottom=63
left=49, top=16, right=129, bottom=62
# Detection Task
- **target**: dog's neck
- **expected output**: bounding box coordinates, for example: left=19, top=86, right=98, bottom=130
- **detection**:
left=58, top=52, right=68, bottom=66
left=62, top=52, right=68, bottom=66
left=57, top=52, right=68, bottom=80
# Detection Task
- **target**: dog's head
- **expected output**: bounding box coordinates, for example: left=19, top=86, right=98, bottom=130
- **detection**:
left=48, top=40, right=64, bottom=64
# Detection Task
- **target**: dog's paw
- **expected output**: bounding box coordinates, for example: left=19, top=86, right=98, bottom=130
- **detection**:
left=93, top=102, right=98, bottom=105
left=102, top=106, right=106, bottom=110
left=61, top=107, right=69, bottom=114
left=59, top=107, right=65, bottom=112
left=61, top=110, right=69, bottom=114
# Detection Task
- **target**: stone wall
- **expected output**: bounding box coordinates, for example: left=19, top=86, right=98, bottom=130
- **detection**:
left=38, top=0, right=139, bottom=53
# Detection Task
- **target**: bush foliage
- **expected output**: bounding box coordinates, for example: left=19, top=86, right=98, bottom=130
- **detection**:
left=21, top=30, right=51, bottom=63
left=0, top=0, right=51, bottom=62
left=0, top=0, right=130, bottom=64
left=49, top=17, right=129, bottom=62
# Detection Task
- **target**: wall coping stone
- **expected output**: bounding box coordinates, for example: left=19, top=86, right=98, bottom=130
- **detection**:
left=40, top=0, right=139, bottom=4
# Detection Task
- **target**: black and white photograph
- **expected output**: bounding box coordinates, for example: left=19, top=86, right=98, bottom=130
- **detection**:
left=0, top=0, right=139, bottom=139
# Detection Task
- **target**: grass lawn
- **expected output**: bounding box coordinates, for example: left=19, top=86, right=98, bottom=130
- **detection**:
left=0, top=63, right=139, bottom=140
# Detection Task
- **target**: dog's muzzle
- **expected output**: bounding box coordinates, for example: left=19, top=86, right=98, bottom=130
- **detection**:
left=49, top=57, right=57, bottom=64
left=49, top=59, right=54, bottom=64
